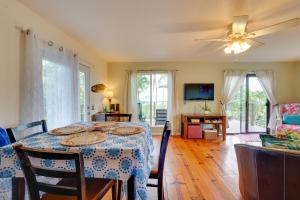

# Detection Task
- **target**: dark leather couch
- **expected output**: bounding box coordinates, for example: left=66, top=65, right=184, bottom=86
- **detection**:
left=235, top=144, right=300, bottom=200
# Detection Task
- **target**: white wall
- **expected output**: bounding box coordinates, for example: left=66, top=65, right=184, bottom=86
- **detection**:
left=108, top=61, right=299, bottom=115
left=0, top=0, right=107, bottom=127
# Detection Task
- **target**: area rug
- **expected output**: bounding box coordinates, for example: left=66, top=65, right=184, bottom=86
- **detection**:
left=236, top=133, right=261, bottom=142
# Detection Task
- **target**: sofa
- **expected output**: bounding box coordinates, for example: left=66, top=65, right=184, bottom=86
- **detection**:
left=276, top=103, right=300, bottom=137
left=235, top=144, right=300, bottom=200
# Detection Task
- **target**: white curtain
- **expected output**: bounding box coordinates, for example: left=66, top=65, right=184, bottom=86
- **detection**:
left=125, top=70, right=138, bottom=121
left=41, top=42, right=80, bottom=129
left=20, top=30, right=44, bottom=125
left=222, top=70, right=247, bottom=113
left=167, top=71, right=179, bottom=134
left=255, top=70, right=278, bottom=130
left=222, top=70, right=247, bottom=129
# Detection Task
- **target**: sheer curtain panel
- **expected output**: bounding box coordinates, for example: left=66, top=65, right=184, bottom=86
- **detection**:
left=222, top=70, right=247, bottom=111
left=167, top=70, right=179, bottom=134
left=41, top=42, right=80, bottom=129
left=20, top=30, right=44, bottom=125
left=222, top=70, right=247, bottom=127
left=125, top=70, right=138, bottom=121
left=255, top=70, right=278, bottom=130
left=21, top=29, right=80, bottom=130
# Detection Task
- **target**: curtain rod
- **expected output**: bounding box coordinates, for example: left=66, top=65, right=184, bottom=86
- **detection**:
left=15, top=25, right=77, bottom=57
left=15, top=25, right=30, bottom=34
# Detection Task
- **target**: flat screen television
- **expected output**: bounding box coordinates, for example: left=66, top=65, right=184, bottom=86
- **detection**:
left=184, top=83, right=214, bottom=101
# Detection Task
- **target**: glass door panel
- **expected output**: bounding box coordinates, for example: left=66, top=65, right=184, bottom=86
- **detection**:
left=136, top=73, right=168, bottom=126
left=247, top=76, right=268, bottom=132
left=227, top=75, right=269, bottom=134
left=79, top=64, right=90, bottom=122
left=137, top=74, right=151, bottom=124
left=227, top=80, right=246, bottom=133
left=151, top=73, right=168, bottom=126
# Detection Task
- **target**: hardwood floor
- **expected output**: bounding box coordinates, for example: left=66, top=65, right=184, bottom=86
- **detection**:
left=148, top=135, right=248, bottom=200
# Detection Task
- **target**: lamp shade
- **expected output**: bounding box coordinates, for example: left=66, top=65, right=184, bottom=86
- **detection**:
left=91, top=84, right=106, bottom=93
left=104, top=90, right=114, bottom=98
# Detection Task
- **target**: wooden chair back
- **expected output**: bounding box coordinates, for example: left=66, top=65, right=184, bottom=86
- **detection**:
left=161, top=121, right=170, bottom=149
left=13, top=144, right=86, bottom=200
left=158, top=124, right=171, bottom=184
left=6, top=120, right=48, bottom=143
left=105, top=113, right=132, bottom=122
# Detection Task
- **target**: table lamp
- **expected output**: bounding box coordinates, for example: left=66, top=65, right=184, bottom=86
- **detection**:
left=104, top=90, right=114, bottom=110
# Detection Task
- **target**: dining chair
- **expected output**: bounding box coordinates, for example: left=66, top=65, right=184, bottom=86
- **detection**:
left=105, top=113, right=132, bottom=122
left=147, top=121, right=171, bottom=200
left=13, top=144, right=117, bottom=200
left=6, top=120, right=48, bottom=143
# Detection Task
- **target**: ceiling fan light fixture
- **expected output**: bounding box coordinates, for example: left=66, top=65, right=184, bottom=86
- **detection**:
left=224, top=46, right=232, bottom=54
left=232, top=41, right=242, bottom=54
left=224, top=40, right=251, bottom=54
left=241, top=41, right=251, bottom=51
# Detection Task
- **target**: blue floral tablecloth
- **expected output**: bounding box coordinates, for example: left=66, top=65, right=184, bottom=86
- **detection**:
left=0, top=122, right=154, bottom=200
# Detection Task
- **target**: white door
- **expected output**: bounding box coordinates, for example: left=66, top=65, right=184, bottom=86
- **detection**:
left=79, top=64, right=90, bottom=121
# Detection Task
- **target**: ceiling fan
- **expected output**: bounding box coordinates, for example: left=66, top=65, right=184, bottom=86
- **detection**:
left=195, top=15, right=300, bottom=54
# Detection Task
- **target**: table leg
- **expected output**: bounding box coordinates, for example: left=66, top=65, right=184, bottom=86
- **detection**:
left=12, top=177, right=25, bottom=200
left=127, top=174, right=136, bottom=200
left=222, top=118, right=226, bottom=141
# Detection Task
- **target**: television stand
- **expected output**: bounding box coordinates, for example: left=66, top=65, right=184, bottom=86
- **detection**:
left=181, top=114, right=227, bottom=140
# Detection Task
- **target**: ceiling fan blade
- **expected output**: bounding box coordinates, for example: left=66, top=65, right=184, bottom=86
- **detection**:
left=232, top=15, right=249, bottom=34
left=245, top=39, right=264, bottom=48
left=194, top=38, right=227, bottom=42
left=162, top=21, right=227, bottom=33
left=248, top=18, right=300, bottom=38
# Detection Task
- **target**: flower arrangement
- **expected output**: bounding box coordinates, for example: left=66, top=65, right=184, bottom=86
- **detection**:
left=200, top=100, right=212, bottom=114
left=219, top=99, right=226, bottom=115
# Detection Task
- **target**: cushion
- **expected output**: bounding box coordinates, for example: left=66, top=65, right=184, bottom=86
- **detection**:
left=281, top=103, right=300, bottom=115
left=260, top=134, right=300, bottom=151
left=283, top=115, right=300, bottom=125
left=0, top=128, right=11, bottom=147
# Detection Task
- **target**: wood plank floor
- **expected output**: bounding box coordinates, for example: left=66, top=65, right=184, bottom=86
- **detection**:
left=148, top=135, right=247, bottom=200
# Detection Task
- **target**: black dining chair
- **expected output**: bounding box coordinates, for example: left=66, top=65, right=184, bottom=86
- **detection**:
left=105, top=113, right=132, bottom=122
left=13, top=144, right=117, bottom=200
left=6, top=120, right=48, bottom=143
left=147, top=121, right=171, bottom=200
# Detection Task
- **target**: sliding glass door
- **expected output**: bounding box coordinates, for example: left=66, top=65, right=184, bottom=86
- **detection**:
left=136, top=72, right=168, bottom=126
left=227, top=74, right=269, bottom=134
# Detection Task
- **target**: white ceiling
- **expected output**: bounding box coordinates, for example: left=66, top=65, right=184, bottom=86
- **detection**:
left=19, top=0, right=300, bottom=62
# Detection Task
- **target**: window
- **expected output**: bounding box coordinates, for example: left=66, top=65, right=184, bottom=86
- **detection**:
left=136, top=72, right=168, bottom=126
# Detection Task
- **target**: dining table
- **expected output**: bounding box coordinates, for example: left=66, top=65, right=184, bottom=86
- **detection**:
left=0, top=121, right=154, bottom=200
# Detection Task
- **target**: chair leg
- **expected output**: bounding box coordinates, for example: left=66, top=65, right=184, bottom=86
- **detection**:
left=12, top=177, right=25, bottom=200
left=117, top=180, right=123, bottom=200
left=158, top=182, right=164, bottom=200
left=112, top=180, right=117, bottom=200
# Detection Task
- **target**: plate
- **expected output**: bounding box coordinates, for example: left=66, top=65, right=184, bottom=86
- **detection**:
left=111, top=126, right=144, bottom=136
left=92, top=122, right=119, bottom=131
left=60, top=131, right=107, bottom=146
left=49, top=125, right=86, bottom=136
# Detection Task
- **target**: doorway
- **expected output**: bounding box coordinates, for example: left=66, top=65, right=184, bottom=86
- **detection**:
left=136, top=72, right=168, bottom=127
left=227, top=74, right=269, bottom=134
